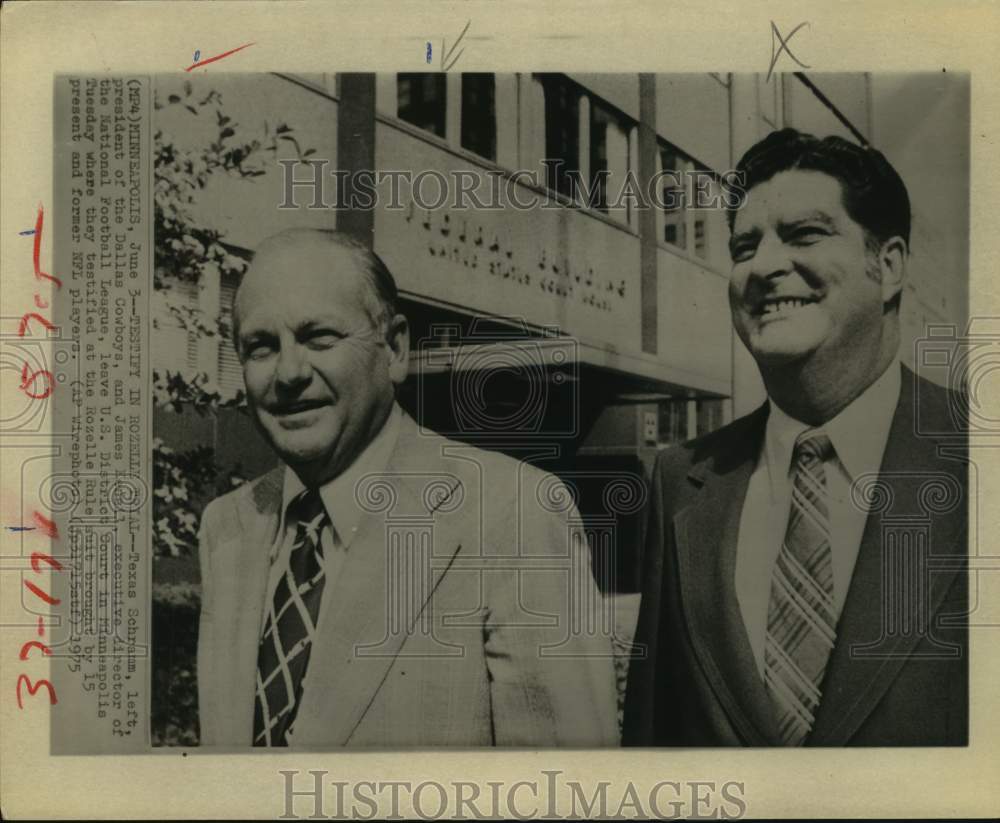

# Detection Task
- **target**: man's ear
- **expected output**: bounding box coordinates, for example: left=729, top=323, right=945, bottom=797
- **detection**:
left=385, top=313, right=410, bottom=385
left=877, top=235, right=907, bottom=309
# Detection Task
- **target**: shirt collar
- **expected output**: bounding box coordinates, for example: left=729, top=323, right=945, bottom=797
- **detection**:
left=763, top=358, right=902, bottom=496
left=279, top=402, right=403, bottom=549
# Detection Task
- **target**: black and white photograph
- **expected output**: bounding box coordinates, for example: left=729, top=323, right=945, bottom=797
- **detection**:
left=146, top=71, right=969, bottom=749
left=2, top=1, right=998, bottom=819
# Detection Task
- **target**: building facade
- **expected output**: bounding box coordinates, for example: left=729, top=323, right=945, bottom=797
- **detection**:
left=153, top=71, right=969, bottom=593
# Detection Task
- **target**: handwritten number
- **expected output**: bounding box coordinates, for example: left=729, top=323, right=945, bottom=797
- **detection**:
left=19, top=362, right=55, bottom=400
left=30, top=552, right=63, bottom=573
left=32, top=205, right=62, bottom=288
left=24, top=579, right=60, bottom=606
left=16, top=674, right=57, bottom=708
left=19, top=640, right=52, bottom=661
left=31, top=511, right=59, bottom=539
left=18, top=312, right=56, bottom=337
left=17, top=509, right=61, bottom=708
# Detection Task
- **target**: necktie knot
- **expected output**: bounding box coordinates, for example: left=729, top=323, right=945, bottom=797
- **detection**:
left=290, top=487, right=325, bottom=523
left=290, top=488, right=327, bottom=553
left=794, top=428, right=833, bottom=465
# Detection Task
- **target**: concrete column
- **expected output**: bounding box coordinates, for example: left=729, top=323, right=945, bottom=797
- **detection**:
left=335, top=73, right=377, bottom=245
left=638, top=73, right=658, bottom=356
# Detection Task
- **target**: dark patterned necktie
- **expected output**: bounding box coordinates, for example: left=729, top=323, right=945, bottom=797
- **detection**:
left=764, top=428, right=837, bottom=746
left=253, top=488, right=329, bottom=746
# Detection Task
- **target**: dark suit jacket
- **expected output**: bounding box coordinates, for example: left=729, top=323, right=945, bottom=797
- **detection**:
left=624, top=367, right=968, bottom=746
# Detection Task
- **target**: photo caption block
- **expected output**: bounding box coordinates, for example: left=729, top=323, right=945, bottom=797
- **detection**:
left=51, top=75, right=152, bottom=753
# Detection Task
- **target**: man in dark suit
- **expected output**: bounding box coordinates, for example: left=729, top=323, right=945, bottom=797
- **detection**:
left=624, top=129, right=968, bottom=747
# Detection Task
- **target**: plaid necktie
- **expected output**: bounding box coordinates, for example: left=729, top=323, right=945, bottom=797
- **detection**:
left=253, top=488, right=329, bottom=746
left=764, top=428, right=836, bottom=745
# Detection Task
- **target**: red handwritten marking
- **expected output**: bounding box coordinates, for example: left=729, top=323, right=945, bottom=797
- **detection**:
left=184, top=42, right=255, bottom=71
left=31, top=552, right=63, bottom=574
left=32, top=206, right=62, bottom=288
left=19, top=362, right=55, bottom=400
left=18, top=312, right=56, bottom=337
left=16, top=674, right=57, bottom=708
left=15, top=504, right=61, bottom=708
left=32, top=511, right=59, bottom=539
left=15, top=205, right=59, bottom=403
left=24, top=580, right=60, bottom=606
left=19, top=640, right=52, bottom=661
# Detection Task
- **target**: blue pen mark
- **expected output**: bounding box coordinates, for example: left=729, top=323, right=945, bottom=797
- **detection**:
left=194, top=49, right=201, bottom=62
left=426, top=42, right=432, bottom=63
left=6, top=526, right=36, bottom=532
left=19, top=229, right=36, bottom=236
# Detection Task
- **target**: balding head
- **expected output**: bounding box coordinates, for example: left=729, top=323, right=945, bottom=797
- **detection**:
left=232, top=228, right=410, bottom=486
left=234, top=229, right=398, bottom=352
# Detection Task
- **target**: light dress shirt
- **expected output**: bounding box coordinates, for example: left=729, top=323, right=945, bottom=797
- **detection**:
left=260, top=402, right=403, bottom=643
left=735, top=359, right=902, bottom=679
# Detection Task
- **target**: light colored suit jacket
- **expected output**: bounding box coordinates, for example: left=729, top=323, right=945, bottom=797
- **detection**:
left=197, top=413, right=620, bottom=748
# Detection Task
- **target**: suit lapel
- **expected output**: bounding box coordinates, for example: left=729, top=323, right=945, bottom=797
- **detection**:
left=291, top=417, right=464, bottom=747
left=673, top=405, right=782, bottom=745
left=809, top=370, right=967, bottom=745
left=214, top=468, right=283, bottom=745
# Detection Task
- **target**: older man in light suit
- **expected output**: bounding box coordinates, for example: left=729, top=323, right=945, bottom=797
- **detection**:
left=197, top=228, right=618, bottom=748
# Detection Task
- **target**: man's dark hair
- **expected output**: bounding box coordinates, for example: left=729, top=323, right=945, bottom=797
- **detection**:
left=725, top=128, right=911, bottom=251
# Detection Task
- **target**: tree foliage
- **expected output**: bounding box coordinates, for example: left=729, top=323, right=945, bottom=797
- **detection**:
left=151, top=82, right=312, bottom=558
left=151, top=83, right=316, bottom=744
left=152, top=80, right=310, bottom=411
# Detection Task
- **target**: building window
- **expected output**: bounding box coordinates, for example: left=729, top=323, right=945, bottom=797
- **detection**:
left=538, top=74, right=580, bottom=198
left=696, top=398, right=726, bottom=436
left=217, top=273, right=244, bottom=396
left=694, top=218, right=707, bottom=259
left=657, top=400, right=688, bottom=446
left=657, top=397, right=727, bottom=445
left=152, top=278, right=200, bottom=377
left=397, top=73, right=446, bottom=138
left=659, top=141, right=720, bottom=263
left=660, top=146, right=690, bottom=250
left=461, top=74, right=496, bottom=161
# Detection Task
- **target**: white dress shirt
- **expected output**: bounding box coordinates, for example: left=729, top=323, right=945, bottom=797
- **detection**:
left=735, top=360, right=902, bottom=679
left=260, top=402, right=403, bottom=640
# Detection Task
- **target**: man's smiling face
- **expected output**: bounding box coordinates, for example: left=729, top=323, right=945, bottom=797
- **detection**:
left=234, top=237, right=406, bottom=484
left=728, top=169, right=886, bottom=369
